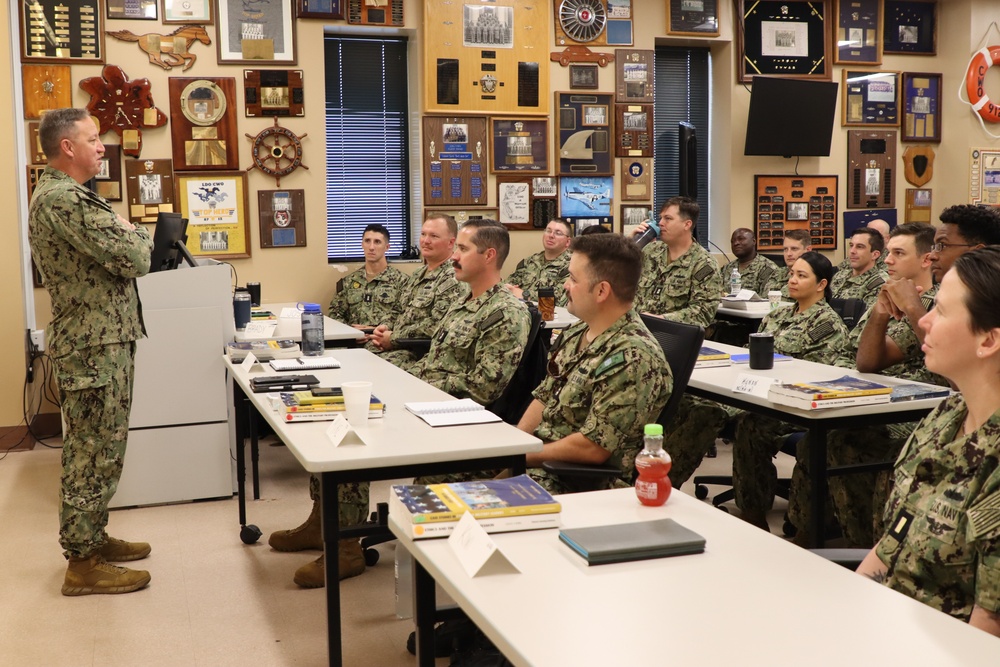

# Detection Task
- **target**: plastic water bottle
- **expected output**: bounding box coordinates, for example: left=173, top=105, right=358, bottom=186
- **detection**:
left=635, top=424, right=672, bottom=506
left=299, top=302, right=324, bottom=356
left=730, top=267, right=742, bottom=295
left=633, top=211, right=661, bottom=249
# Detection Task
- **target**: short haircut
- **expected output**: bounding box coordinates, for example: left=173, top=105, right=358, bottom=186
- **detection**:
left=851, top=227, right=885, bottom=255
left=732, top=227, right=754, bottom=238
left=547, top=218, right=572, bottom=236
left=784, top=229, right=812, bottom=245
left=796, top=250, right=834, bottom=302
left=890, top=222, right=935, bottom=255
left=939, top=205, right=1000, bottom=246
left=461, top=219, right=510, bottom=268
left=425, top=213, right=458, bottom=238
left=38, top=108, right=91, bottom=159
left=569, top=233, right=642, bottom=303
left=578, top=225, right=611, bottom=236
left=660, top=196, right=700, bottom=225
left=954, top=246, right=1000, bottom=334
left=363, top=223, right=390, bottom=242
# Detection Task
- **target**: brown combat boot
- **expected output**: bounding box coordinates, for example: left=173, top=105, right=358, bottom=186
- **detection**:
left=62, top=554, right=151, bottom=596
left=292, top=540, right=366, bottom=589
left=269, top=500, right=323, bottom=552
left=99, top=536, right=151, bottom=562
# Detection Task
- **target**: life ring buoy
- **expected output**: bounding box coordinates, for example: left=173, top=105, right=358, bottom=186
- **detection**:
left=966, top=45, right=1000, bottom=124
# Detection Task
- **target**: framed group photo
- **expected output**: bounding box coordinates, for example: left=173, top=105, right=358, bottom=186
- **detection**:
left=736, top=0, right=831, bottom=83
left=216, top=0, right=296, bottom=64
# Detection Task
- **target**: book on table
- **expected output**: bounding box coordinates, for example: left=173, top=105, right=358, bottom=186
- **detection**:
left=558, top=518, right=706, bottom=565
left=389, top=474, right=561, bottom=538
left=768, top=375, right=892, bottom=400
left=278, top=392, right=384, bottom=421
left=226, top=339, right=300, bottom=362
left=404, top=398, right=501, bottom=427
left=767, top=391, right=891, bottom=411
left=695, top=346, right=731, bottom=369
left=889, top=384, right=952, bottom=402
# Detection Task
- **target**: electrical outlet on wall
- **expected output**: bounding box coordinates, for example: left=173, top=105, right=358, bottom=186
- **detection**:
left=30, top=330, right=44, bottom=352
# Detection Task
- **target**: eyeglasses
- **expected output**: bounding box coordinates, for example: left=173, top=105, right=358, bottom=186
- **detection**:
left=544, top=229, right=568, bottom=237
left=931, top=242, right=977, bottom=253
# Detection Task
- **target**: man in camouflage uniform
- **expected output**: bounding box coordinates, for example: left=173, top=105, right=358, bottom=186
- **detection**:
left=835, top=220, right=890, bottom=274
left=719, top=227, right=778, bottom=295
left=371, top=214, right=467, bottom=366
left=831, top=228, right=887, bottom=307
left=327, top=223, right=406, bottom=341
left=764, top=229, right=812, bottom=299
left=505, top=218, right=572, bottom=306
left=519, top=234, right=672, bottom=493
left=633, top=196, right=722, bottom=328
left=29, top=109, right=154, bottom=596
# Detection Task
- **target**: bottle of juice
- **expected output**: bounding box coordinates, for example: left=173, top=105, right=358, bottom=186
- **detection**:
left=635, top=424, right=672, bottom=506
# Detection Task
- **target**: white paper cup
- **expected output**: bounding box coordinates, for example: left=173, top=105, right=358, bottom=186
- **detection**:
left=768, top=290, right=782, bottom=307
left=341, top=381, right=372, bottom=426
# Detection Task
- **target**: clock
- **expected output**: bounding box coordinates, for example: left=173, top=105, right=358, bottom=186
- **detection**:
left=23, top=65, right=72, bottom=119
left=168, top=77, right=240, bottom=170
left=79, top=64, right=168, bottom=158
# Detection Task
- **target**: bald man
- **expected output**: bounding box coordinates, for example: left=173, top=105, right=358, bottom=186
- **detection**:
left=718, top=227, right=778, bottom=295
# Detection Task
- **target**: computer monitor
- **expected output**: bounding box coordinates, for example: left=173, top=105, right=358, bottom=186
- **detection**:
left=744, top=78, right=839, bottom=158
left=149, top=212, right=197, bottom=272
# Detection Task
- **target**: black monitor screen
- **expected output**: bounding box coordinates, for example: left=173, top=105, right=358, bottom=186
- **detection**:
left=744, top=78, right=839, bottom=157
left=150, top=212, right=193, bottom=272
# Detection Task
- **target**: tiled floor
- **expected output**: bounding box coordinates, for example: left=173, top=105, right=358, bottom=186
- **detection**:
left=0, top=438, right=793, bottom=666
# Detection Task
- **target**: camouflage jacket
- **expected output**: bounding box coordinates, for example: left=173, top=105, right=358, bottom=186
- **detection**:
left=757, top=301, right=848, bottom=365
left=831, top=263, right=888, bottom=307
left=765, top=265, right=791, bottom=299
left=506, top=250, right=570, bottom=306
left=876, top=393, right=1000, bottom=621
left=28, top=167, right=152, bottom=358
left=389, top=262, right=467, bottom=341
left=533, top=310, right=673, bottom=476
left=328, top=264, right=406, bottom=327
left=720, top=254, right=780, bottom=296
left=634, top=241, right=722, bottom=328
left=411, top=283, right=530, bottom=406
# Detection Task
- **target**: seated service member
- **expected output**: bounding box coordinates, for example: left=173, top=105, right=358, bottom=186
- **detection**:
left=371, top=214, right=467, bottom=366
left=505, top=217, right=572, bottom=306
left=719, top=227, right=778, bottom=295
left=830, top=227, right=887, bottom=307
left=764, top=229, right=812, bottom=299
left=857, top=247, right=1000, bottom=638
left=519, top=234, right=673, bottom=492
left=633, top=196, right=723, bottom=328
left=328, top=223, right=406, bottom=337
left=836, top=219, right=890, bottom=273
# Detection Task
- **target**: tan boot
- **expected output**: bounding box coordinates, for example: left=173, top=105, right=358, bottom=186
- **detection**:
left=292, top=541, right=366, bottom=589
left=99, top=536, right=151, bottom=562
left=62, top=555, right=151, bottom=596
left=269, top=500, right=323, bottom=552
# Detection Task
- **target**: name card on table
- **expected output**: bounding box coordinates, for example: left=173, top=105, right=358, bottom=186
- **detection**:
left=240, top=352, right=259, bottom=372
left=243, top=321, right=278, bottom=339
left=448, top=512, right=520, bottom=577
left=325, top=415, right=371, bottom=447
left=733, top=373, right=777, bottom=399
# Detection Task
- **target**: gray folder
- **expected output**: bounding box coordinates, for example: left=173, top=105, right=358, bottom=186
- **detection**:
left=559, top=518, right=706, bottom=565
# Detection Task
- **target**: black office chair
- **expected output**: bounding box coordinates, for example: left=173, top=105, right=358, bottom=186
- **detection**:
left=392, top=337, right=433, bottom=359
left=829, top=297, right=867, bottom=331
left=540, top=316, right=705, bottom=491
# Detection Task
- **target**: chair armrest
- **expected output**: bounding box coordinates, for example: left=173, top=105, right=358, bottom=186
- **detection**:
left=541, top=460, right=622, bottom=479
left=393, top=338, right=432, bottom=354
left=811, top=548, right=868, bottom=569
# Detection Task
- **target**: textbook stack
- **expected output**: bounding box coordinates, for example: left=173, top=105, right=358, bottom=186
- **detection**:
left=278, top=391, right=385, bottom=422
left=226, top=339, right=300, bottom=362
left=695, top=346, right=731, bottom=369
left=768, top=375, right=892, bottom=410
left=389, top=474, right=562, bottom=538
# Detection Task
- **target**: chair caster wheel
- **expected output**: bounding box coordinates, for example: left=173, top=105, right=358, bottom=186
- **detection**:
left=695, top=485, right=709, bottom=500
left=364, top=548, right=380, bottom=566
left=240, top=524, right=263, bottom=544
left=783, top=521, right=796, bottom=537
left=717, top=506, right=730, bottom=514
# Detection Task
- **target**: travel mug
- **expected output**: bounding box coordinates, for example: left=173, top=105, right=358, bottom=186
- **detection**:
left=748, top=333, right=775, bottom=370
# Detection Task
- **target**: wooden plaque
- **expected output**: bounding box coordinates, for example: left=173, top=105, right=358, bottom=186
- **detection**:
left=125, top=158, right=175, bottom=224
left=496, top=175, right=559, bottom=230
left=27, top=121, right=46, bottom=164
left=258, top=189, right=306, bottom=248
left=244, top=69, right=304, bottom=117
left=620, top=157, right=651, bottom=201
left=615, top=104, right=652, bottom=157
left=553, top=0, right=634, bottom=47
left=754, top=175, right=839, bottom=251
left=22, top=65, right=72, bottom=119
left=19, top=0, right=106, bottom=63
left=95, top=144, right=122, bottom=201
left=557, top=92, right=614, bottom=175
left=615, top=49, right=653, bottom=103
left=847, top=129, right=896, bottom=209
left=423, top=116, right=489, bottom=207
left=168, top=77, right=240, bottom=171
left=347, top=0, right=403, bottom=25
left=904, top=188, right=932, bottom=223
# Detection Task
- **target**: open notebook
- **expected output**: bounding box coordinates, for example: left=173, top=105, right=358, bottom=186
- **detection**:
left=404, top=398, right=501, bottom=427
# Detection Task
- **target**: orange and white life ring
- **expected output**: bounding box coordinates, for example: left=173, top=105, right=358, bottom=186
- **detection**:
left=966, top=45, right=1000, bottom=124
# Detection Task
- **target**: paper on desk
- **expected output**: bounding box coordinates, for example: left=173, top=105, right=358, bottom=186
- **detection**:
left=733, top=373, right=778, bottom=399
left=448, top=513, right=520, bottom=577
left=242, top=321, right=277, bottom=339
left=279, top=307, right=300, bottom=319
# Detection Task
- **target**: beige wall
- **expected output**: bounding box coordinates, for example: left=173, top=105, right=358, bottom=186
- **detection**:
left=6, top=0, right=999, bottom=425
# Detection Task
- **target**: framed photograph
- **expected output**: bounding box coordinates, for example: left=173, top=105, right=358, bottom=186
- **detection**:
left=560, top=176, right=613, bottom=218
left=582, top=105, right=608, bottom=127
left=557, top=92, right=614, bottom=175
left=737, top=0, right=831, bottom=83
left=566, top=217, right=613, bottom=234
left=95, top=144, right=122, bottom=201
left=667, top=0, right=719, bottom=36
left=904, top=188, right=932, bottom=223
left=621, top=158, right=651, bottom=201
left=533, top=176, right=558, bottom=197
left=107, top=0, right=156, bottom=19
left=489, top=118, right=549, bottom=174
left=296, top=0, right=344, bottom=20
left=244, top=69, right=304, bottom=117
left=902, top=71, right=941, bottom=142
left=842, top=70, right=900, bottom=126
left=834, top=0, right=881, bottom=65
left=258, top=189, right=306, bottom=248
left=217, top=0, right=296, bottom=65
left=883, top=1, right=936, bottom=55
left=615, top=49, right=654, bottom=103
left=176, top=171, right=251, bottom=259
left=569, top=64, right=599, bottom=90
left=496, top=176, right=559, bottom=230
left=969, top=148, right=1000, bottom=207
left=620, top=204, right=651, bottom=234
left=162, top=0, right=212, bottom=23
left=19, top=0, right=106, bottom=63
left=615, top=104, right=652, bottom=157
left=125, top=158, right=175, bottom=224
left=425, top=116, right=489, bottom=206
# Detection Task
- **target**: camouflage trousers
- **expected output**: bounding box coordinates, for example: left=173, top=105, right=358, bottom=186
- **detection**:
left=733, top=412, right=812, bottom=525
left=378, top=348, right=417, bottom=369
left=55, top=342, right=136, bottom=559
left=309, top=475, right=371, bottom=528
left=662, top=396, right=730, bottom=487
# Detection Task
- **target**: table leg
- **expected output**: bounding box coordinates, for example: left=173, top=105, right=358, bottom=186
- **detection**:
left=234, top=380, right=248, bottom=527
left=320, top=473, right=343, bottom=667
left=250, top=410, right=260, bottom=501
left=807, top=426, right=828, bottom=548
left=414, top=558, right=437, bottom=667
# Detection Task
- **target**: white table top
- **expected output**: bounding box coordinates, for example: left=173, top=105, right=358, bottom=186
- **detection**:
left=689, top=341, right=948, bottom=420
left=224, top=348, right=542, bottom=474
left=235, top=302, right=364, bottom=343
left=715, top=304, right=770, bottom=320
left=392, top=487, right=998, bottom=666
left=544, top=305, right=578, bottom=329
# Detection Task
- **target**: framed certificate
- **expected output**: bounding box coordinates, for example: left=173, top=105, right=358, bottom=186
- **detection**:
left=162, top=0, right=213, bottom=23
left=902, top=72, right=941, bottom=142
left=217, top=0, right=296, bottom=64
left=667, top=0, right=720, bottom=37
left=19, top=0, right=106, bottom=64
left=834, top=0, right=881, bottom=65
left=842, top=70, right=900, bottom=126
left=496, top=176, right=558, bottom=230
left=176, top=171, right=251, bottom=259
left=737, top=0, right=831, bottom=83
left=883, top=1, right=936, bottom=55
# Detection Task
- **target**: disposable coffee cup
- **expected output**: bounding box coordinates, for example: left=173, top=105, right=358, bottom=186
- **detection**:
left=748, top=333, right=775, bottom=370
left=767, top=290, right=782, bottom=308
left=341, top=381, right=373, bottom=427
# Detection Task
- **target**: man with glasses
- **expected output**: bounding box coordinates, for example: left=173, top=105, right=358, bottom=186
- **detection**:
left=506, top=218, right=572, bottom=305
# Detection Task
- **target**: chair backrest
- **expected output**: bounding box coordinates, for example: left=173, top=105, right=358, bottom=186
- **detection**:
left=829, top=297, right=867, bottom=330
left=761, top=253, right=785, bottom=268
left=639, top=315, right=705, bottom=425
left=487, top=307, right=545, bottom=424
